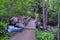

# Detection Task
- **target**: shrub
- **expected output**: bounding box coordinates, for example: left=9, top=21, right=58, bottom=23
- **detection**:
left=34, top=13, right=39, bottom=19
left=0, top=21, right=10, bottom=40
left=0, top=21, right=9, bottom=34
left=35, top=29, right=54, bottom=40
left=0, top=34, right=10, bottom=40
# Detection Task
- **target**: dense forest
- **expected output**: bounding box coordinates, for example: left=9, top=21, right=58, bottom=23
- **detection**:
left=0, top=0, right=60, bottom=40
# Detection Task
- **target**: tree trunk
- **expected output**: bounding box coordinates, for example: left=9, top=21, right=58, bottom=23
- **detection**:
left=57, top=13, right=60, bottom=40
left=42, top=0, right=46, bottom=29
left=45, top=0, right=49, bottom=26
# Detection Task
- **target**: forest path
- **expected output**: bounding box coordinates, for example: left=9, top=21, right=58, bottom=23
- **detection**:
left=9, top=19, right=36, bottom=40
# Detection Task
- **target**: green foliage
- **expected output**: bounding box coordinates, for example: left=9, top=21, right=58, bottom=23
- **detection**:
left=26, top=11, right=32, bottom=17
left=48, top=13, right=58, bottom=25
left=0, top=0, right=8, bottom=16
left=0, top=21, right=9, bottom=28
left=0, top=34, right=10, bottom=40
left=0, top=21, right=9, bottom=40
left=0, top=0, right=35, bottom=17
left=9, top=0, right=35, bottom=17
left=0, top=0, right=59, bottom=40
left=51, top=27, right=58, bottom=34
left=35, top=29, right=54, bottom=40
left=34, top=13, right=39, bottom=19
left=0, top=21, right=9, bottom=34
left=47, top=0, right=60, bottom=25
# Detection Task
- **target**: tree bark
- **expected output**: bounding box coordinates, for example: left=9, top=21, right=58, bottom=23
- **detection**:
left=57, top=13, right=60, bottom=40
left=42, top=0, right=46, bottom=29
left=45, top=0, right=49, bottom=26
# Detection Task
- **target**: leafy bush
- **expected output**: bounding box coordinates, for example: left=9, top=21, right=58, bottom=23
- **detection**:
left=0, top=21, right=9, bottom=28
left=34, top=13, right=39, bottom=19
left=0, top=21, right=9, bottom=34
left=0, top=34, right=10, bottom=40
left=52, top=28, right=58, bottom=34
left=0, top=21, right=9, bottom=40
left=35, top=29, right=54, bottom=40
left=48, top=13, right=58, bottom=25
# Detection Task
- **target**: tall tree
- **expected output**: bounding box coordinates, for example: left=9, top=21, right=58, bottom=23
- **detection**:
left=45, top=0, right=49, bottom=26
left=58, top=11, right=60, bottom=40
left=42, top=0, right=46, bottom=29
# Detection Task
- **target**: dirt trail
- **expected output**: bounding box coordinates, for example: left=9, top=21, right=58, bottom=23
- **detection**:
left=9, top=19, right=36, bottom=40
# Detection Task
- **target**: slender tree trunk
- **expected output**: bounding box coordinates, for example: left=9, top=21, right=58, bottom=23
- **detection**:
left=42, top=0, right=46, bottom=29
left=57, top=13, right=60, bottom=40
left=45, top=0, right=49, bottom=26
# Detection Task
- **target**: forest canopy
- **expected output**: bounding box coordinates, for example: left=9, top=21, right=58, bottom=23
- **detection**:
left=0, top=0, right=60, bottom=25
